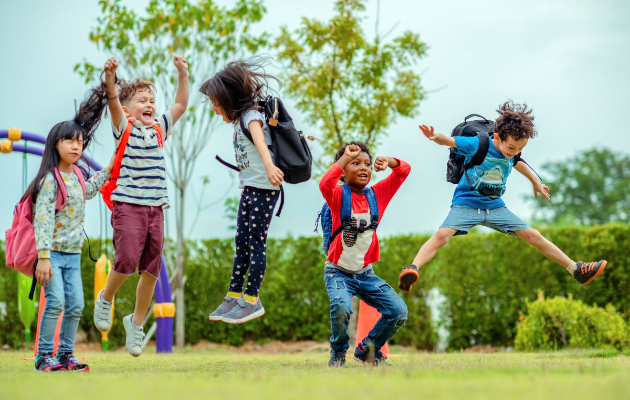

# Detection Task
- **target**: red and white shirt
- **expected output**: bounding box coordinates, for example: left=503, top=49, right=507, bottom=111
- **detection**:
left=319, top=159, right=410, bottom=272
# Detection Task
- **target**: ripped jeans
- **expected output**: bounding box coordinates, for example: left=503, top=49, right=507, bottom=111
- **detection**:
left=324, top=266, right=408, bottom=352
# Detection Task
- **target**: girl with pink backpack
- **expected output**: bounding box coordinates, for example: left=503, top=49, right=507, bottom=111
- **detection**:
left=9, top=82, right=115, bottom=372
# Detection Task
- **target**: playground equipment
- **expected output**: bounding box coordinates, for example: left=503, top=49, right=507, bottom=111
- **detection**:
left=94, top=255, right=115, bottom=351
left=2, top=128, right=175, bottom=353
left=17, top=274, right=36, bottom=345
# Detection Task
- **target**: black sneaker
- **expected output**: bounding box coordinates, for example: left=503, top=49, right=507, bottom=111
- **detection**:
left=573, top=260, right=607, bottom=286
left=34, top=354, right=66, bottom=372
left=328, top=348, right=346, bottom=367
left=353, top=343, right=391, bottom=366
left=398, top=264, right=419, bottom=292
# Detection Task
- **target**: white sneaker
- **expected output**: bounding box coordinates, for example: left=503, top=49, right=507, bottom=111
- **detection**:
left=123, top=314, right=145, bottom=357
left=94, top=290, right=113, bottom=332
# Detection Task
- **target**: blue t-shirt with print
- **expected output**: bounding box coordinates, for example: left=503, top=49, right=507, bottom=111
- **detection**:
left=451, top=136, right=514, bottom=209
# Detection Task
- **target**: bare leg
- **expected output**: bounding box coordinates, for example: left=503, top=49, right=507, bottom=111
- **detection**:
left=132, top=272, right=158, bottom=326
left=514, top=228, right=573, bottom=268
left=102, top=271, right=129, bottom=302
left=412, top=228, right=458, bottom=268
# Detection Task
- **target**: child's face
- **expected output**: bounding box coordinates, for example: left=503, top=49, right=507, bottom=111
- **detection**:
left=493, top=133, right=528, bottom=159
left=123, top=89, right=156, bottom=126
left=56, top=134, right=83, bottom=166
left=342, top=151, right=372, bottom=189
left=211, top=101, right=229, bottom=123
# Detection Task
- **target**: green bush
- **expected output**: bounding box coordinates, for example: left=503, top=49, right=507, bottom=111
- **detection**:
left=515, top=296, right=628, bottom=351
left=1, top=223, right=628, bottom=351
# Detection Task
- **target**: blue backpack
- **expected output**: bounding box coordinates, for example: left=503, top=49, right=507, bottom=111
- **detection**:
left=315, top=185, right=379, bottom=255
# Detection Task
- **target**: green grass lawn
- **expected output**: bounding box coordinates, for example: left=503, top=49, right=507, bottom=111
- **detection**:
left=1, top=347, right=629, bottom=400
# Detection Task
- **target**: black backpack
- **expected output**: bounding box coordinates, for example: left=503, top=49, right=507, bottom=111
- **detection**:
left=215, top=96, right=313, bottom=216
left=446, top=113, right=538, bottom=186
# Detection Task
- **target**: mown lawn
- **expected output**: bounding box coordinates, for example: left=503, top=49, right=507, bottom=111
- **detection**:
left=1, top=347, right=629, bottom=400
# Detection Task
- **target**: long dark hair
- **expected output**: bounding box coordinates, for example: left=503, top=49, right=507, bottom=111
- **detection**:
left=199, top=56, right=280, bottom=123
left=21, top=79, right=109, bottom=203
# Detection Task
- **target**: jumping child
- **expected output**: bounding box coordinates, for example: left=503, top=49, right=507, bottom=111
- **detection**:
left=30, top=85, right=115, bottom=372
left=93, top=55, right=189, bottom=357
left=199, top=58, right=284, bottom=324
left=398, top=101, right=607, bottom=292
left=321, top=142, right=410, bottom=367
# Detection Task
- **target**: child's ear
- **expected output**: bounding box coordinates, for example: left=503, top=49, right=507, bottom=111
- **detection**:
left=493, top=132, right=500, bottom=141
left=121, top=106, right=130, bottom=117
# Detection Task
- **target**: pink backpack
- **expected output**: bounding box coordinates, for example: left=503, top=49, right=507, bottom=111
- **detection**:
left=5, top=165, right=86, bottom=287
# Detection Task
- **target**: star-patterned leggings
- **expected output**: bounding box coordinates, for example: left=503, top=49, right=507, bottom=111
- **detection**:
left=229, top=186, right=280, bottom=297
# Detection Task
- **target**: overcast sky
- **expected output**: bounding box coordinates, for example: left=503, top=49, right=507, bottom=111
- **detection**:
left=1, top=0, right=629, bottom=242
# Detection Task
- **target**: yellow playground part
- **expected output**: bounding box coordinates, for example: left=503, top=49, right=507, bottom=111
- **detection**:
left=94, top=254, right=115, bottom=351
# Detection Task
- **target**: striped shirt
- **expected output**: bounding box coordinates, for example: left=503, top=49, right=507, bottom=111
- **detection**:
left=111, top=111, right=173, bottom=208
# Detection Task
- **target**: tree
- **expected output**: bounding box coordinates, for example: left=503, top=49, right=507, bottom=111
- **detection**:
left=274, top=0, right=427, bottom=340
left=529, top=148, right=630, bottom=225
left=75, top=0, right=268, bottom=347
left=274, top=0, right=427, bottom=171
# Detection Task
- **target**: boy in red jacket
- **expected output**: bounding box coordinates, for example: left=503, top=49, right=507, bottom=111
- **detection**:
left=320, top=141, right=410, bottom=367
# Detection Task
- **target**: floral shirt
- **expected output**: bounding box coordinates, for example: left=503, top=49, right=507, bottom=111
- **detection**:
left=34, top=169, right=110, bottom=258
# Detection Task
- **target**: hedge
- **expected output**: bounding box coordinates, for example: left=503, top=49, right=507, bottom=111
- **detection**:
left=1, top=224, right=628, bottom=350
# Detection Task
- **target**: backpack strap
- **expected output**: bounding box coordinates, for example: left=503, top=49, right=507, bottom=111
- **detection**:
left=53, top=168, right=68, bottom=212
left=340, top=185, right=353, bottom=231
left=71, top=164, right=86, bottom=203
left=513, top=153, right=542, bottom=181
left=239, top=117, right=254, bottom=144
left=364, top=187, right=379, bottom=230
left=111, top=121, right=134, bottom=180
left=463, top=131, right=490, bottom=186
left=152, top=123, right=163, bottom=147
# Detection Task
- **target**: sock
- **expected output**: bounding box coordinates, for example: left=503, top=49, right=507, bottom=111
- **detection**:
left=243, top=294, right=258, bottom=304
left=565, top=261, right=577, bottom=275
left=227, top=291, right=242, bottom=299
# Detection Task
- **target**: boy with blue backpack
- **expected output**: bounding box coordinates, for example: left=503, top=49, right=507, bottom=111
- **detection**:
left=397, top=101, right=607, bottom=293
left=319, top=142, right=410, bottom=367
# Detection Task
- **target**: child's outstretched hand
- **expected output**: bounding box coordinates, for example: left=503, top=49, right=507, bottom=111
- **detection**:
left=174, top=55, right=188, bottom=72
left=104, top=57, right=118, bottom=79
left=419, top=125, right=438, bottom=140
left=266, top=165, right=284, bottom=186
left=374, top=156, right=389, bottom=172
left=533, top=181, right=551, bottom=200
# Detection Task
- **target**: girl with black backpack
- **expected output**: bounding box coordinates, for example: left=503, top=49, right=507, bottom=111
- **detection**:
left=199, top=58, right=285, bottom=324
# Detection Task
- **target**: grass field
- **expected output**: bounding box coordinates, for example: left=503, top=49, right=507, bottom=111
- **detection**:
left=1, top=347, right=629, bottom=400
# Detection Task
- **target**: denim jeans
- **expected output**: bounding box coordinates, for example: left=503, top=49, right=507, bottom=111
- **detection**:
left=324, top=266, right=407, bottom=352
left=38, top=252, right=84, bottom=355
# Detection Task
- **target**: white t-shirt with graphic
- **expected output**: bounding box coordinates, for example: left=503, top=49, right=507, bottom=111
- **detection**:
left=233, top=110, right=278, bottom=190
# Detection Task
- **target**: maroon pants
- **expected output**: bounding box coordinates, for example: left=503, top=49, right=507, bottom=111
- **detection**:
left=111, top=202, right=164, bottom=278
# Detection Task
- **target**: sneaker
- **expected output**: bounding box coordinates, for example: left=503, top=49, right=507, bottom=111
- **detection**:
left=123, top=314, right=145, bottom=357
left=57, top=353, right=89, bottom=372
left=94, top=290, right=113, bottom=332
left=208, top=295, right=241, bottom=321
left=574, top=260, right=607, bottom=286
left=221, top=298, right=265, bottom=324
left=34, top=354, right=66, bottom=372
left=353, top=343, right=391, bottom=366
left=328, top=348, right=347, bottom=367
left=398, top=264, right=419, bottom=292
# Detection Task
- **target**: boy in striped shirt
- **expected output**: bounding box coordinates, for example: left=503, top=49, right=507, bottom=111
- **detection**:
left=93, top=56, right=189, bottom=357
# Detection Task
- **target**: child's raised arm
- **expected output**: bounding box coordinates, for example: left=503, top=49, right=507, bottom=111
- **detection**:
left=104, top=57, right=124, bottom=129
left=419, top=125, right=456, bottom=147
left=169, top=55, right=189, bottom=125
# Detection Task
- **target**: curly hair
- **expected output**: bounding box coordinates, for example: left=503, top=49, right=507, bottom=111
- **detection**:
left=334, top=141, right=373, bottom=183
left=198, top=56, right=279, bottom=123
left=494, top=100, right=537, bottom=141
left=118, top=78, right=156, bottom=106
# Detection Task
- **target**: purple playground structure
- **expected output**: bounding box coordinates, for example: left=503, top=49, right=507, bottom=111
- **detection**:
left=1, top=128, right=174, bottom=353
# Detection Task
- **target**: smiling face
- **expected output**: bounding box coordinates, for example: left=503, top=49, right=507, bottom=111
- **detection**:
left=493, top=133, right=528, bottom=159
left=56, top=133, right=83, bottom=166
left=342, top=151, right=373, bottom=190
left=123, top=89, right=156, bottom=125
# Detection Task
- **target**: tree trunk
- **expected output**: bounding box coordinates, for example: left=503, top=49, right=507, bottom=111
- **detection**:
left=175, top=186, right=185, bottom=348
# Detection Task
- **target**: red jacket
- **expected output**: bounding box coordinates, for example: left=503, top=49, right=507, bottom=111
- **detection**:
left=319, top=159, right=410, bottom=271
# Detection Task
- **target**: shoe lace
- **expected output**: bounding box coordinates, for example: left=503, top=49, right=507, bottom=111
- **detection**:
left=375, top=351, right=387, bottom=360
left=581, top=262, right=596, bottom=273
left=43, top=355, right=58, bottom=366
left=134, top=328, right=145, bottom=343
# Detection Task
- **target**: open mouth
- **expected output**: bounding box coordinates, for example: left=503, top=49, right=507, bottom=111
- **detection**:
left=142, top=110, right=153, bottom=120
left=357, top=173, right=369, bottom=180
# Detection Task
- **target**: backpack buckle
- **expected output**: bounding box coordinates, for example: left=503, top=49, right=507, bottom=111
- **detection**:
left=357, top=219, right=368, bottom=233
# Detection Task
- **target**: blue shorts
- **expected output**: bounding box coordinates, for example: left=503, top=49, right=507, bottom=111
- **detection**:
left=439, top=205, right=530, bottom=237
